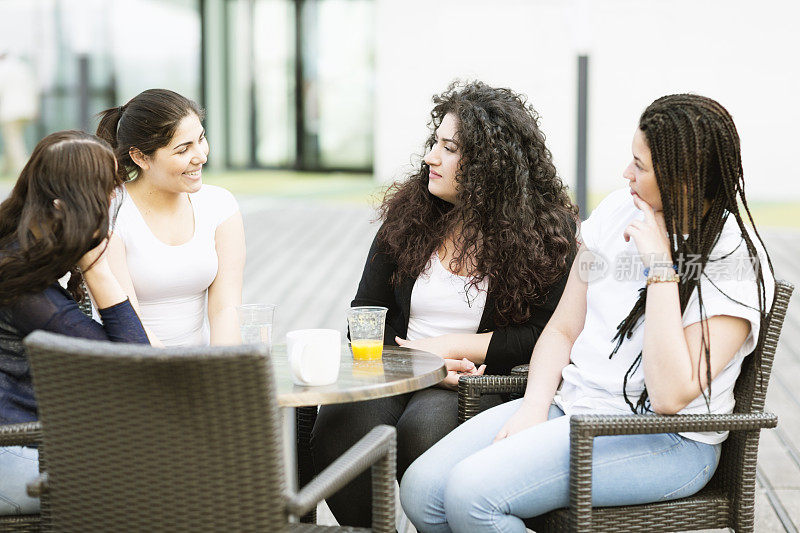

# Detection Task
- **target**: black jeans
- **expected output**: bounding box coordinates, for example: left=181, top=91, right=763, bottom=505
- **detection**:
left=310, top=387, right=502, bottom=528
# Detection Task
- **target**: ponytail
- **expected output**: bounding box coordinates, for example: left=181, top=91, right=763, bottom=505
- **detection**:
left=96, top=106, right=122, bottom=149
left=95, top=89, right=203, bottom=183
left=97, top=106, right=131, bottom=183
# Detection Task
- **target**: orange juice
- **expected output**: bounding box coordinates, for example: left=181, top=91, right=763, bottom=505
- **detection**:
left=351, top=339, right=383, bottom=360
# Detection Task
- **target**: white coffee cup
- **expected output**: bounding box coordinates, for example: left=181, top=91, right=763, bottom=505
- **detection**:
left=286, top=329, right=341, bottom=386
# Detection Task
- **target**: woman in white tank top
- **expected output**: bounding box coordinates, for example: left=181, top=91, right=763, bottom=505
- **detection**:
left=96, top=89, right=245, bottom=347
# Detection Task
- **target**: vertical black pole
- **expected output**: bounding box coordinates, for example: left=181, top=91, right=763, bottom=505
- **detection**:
left=294, top=0, right=305, bottom=170
left=78, top=54, right=90, bottom=132
left=576, top=55, right=589, bottom=219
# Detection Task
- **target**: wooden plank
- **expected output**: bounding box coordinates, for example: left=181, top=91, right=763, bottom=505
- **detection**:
left=755, top=488, right=796, bottom=533
left=773, top=490, right=800, bottom=531
left=241, top=203, right=375, bottom=341
left=759, top=429, right=800, bottom=490
left=765, top=376, right=800, bottom=470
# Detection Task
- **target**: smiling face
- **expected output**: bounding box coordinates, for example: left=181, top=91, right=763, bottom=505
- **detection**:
left=623, top=128, right=662, bottom=211
left=424, top=112, right=461, bottom=204
left=138, top=113, right=209, bottom=194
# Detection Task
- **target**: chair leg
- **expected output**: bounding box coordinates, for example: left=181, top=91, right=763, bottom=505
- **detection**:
left=296, top=405, right=318, bottom=524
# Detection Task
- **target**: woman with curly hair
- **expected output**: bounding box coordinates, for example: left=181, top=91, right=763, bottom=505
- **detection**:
left=311, top=81, right=577, bottom=527
left=400, top=94, right=774, bottom=532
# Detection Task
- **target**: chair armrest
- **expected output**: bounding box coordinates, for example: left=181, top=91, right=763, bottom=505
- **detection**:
left=458, top=375, right=528, bottom=423
left=285, top=424, right=396, bottom=523
left=570, top=412, right=778, bottom=437
left=458, top=374, right=528, bottom=395
left=510, top=364, right=529, bottom=375
left=26, top=473, right=48, bottom=498
left=0, top=421, right=42, bottom=447
left=567, top=412, right=778, bottom=531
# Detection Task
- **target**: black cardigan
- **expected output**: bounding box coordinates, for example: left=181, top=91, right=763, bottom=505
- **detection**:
left=351, top=232, right=572, bottom=375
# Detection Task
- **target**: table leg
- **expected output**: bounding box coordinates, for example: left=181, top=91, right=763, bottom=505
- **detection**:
left=282, top=406, right=297, bottom=492
left=296, top=406, right=319, bottom=523
left=283, top=406, right=319, bottom=524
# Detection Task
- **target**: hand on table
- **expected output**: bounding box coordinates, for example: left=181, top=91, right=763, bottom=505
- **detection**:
left=395, top=335, right=486, bottom=390
left=623, top=193, right=672, bottom=271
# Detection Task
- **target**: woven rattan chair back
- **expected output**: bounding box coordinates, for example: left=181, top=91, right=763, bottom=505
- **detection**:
left=707, top=279, right=793, bottom=526
left=24, top=331, right=287, bottom=533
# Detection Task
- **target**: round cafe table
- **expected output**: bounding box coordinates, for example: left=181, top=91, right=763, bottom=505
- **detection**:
left=270, top=344, right=447, bottom=406
left=269, top=344, right=447, bottom=495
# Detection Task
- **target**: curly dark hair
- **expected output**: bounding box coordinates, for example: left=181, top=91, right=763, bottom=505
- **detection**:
left=377, top=80, right=578, bottom=325
left=610, top=94, right=773, bottom=413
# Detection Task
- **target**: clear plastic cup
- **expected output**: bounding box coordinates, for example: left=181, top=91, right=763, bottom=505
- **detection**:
left=237, top=304, right=277, bottom=350
left=346, top=306, right=388, bottom=360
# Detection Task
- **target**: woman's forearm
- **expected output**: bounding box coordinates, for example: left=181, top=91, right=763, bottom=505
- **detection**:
left=641, top=273, right=694, bottom=413
left=443, top=332, right=492, bottom=364
left=209, top=305, right=242, bottom=346
left=519, top=326, right=573, bottom=417
left=82, top=260, right=128, bottom=310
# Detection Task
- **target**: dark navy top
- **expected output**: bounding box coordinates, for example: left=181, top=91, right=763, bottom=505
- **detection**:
left=0, top=283, right=149, bottom=425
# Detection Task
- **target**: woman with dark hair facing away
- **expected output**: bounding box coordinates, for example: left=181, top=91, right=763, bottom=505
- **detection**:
left=311, top=80, right=578, bottom=527
left=400, top=93, right=775, bottom=532
left=96, top=89, right=245, bottom=347
left=0, top=131, right=150, bottom=515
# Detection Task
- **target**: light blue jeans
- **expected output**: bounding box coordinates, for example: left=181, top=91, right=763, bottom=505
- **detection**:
left=0, top=446, right=40, bottom=515
left=400, top=399, right=721, bottom=533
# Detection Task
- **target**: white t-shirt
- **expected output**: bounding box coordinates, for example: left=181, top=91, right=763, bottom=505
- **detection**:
left=406, top=253, right=489, bottom=341
left=112, top=184, right=239, bottom=346
left=554, top=188, right=774, bottom=444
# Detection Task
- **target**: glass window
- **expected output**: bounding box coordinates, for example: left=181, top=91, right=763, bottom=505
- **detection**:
left=312, top=0, right=374, bottom=169
left=0, top=0, right=201, bottom=138
left=254, top=0, right=296, bottom=167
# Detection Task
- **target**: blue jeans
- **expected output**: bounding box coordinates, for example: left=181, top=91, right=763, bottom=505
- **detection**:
left=400, top=399, right=721, bottom=533
left=0, top=446, right=40, bottom=515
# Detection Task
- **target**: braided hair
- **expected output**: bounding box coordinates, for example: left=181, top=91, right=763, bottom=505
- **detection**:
left=611, top=94, right=773, bottom=413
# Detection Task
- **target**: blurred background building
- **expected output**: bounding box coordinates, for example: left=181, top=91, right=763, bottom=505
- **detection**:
left=1, top=0, right=799, bottom=203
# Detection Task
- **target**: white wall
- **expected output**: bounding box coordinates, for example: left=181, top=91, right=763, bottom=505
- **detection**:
left=374, top=0, right=800, bottom=202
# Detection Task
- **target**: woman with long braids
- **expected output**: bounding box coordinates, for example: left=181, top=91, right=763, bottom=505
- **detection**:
left=400, top=93, right=774, bottom=532
left=311, top=81, right=577, bottom=527
left=0, top=131, right=149, bottom=515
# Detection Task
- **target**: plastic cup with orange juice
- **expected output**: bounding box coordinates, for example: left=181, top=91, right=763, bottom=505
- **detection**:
left=347, top=306, right=388, bottom=361
left=351, top=339, right=383, bottom=360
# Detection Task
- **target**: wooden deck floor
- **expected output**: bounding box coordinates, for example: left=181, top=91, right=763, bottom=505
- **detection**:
left=240, top=197, right=800, bottom=532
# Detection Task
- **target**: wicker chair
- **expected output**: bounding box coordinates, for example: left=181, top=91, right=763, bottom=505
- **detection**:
left=457, top=279, right=793, bottom=532
left=0, top=422, right=42, bottom=532
left=3, top=331, right=396, bottom=533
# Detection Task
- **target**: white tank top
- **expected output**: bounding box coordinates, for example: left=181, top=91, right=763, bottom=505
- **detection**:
left=406, top=253, right=489, bottom=341
left=112, top=184, right=238, bottom=346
